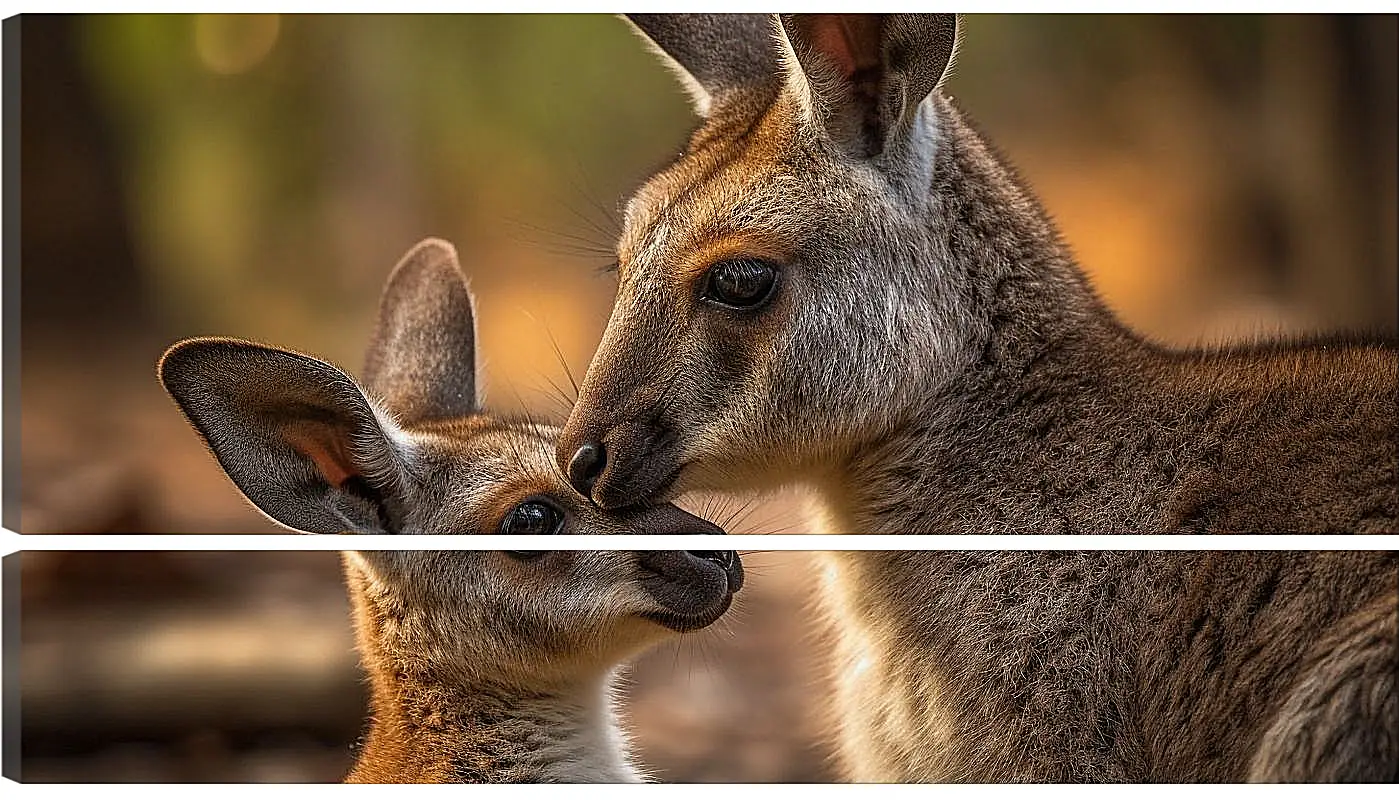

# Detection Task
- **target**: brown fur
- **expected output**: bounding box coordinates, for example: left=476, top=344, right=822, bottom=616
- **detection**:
left=341, top=551, right=734, bottom=783
left=813, top=550, right=1397, bottom=781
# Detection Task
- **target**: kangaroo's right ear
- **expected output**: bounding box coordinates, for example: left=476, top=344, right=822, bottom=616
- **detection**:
left=778, top=14, right=960, bottom=159
left=362, top=238, right=480, bottom=426
left=624, top=14, right=779, bottom=116
left=159, top=339, right=411, bottom=534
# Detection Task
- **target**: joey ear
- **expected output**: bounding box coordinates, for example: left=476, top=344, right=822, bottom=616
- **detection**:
left=624, top=14, right=779, bottom=116
left=362, top=238, right=480, bottom=425
left=778, top=14, right=959, bottom=158
left=159, top=338, right=410, bottom=534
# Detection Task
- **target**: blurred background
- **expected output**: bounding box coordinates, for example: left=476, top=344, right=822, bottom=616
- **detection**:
left=20, top=550, right=832, bottom=782
left=9, top=12, right=1399, bottom=783
left=15, top=13, right=1398, bottom=533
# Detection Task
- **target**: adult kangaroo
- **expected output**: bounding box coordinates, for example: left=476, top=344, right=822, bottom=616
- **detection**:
left=554, top=13, right=1399, bottom=781
left=557, top=14, right=1398, bottom=534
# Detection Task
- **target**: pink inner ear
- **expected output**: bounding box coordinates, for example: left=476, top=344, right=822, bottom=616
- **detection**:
left=803, top=14, right=883, bottom=79
left=283, top=422, right=357, bottom=487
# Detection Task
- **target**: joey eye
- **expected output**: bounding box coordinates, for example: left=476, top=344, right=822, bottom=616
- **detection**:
left=702, top=258, right=779, bottom=310
left=500, top=499, right=564, bottom=536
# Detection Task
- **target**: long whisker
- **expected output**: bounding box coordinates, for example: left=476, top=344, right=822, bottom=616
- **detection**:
left=500, top=216, right=618, bottom=262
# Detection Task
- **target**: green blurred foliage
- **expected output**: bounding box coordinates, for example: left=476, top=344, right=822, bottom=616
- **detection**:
left=75, top=14, right=693, bottom=366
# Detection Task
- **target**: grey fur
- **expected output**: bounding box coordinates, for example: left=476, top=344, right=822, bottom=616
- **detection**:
left=362, top=238, right=482, bottom=424
left=559, top=12, right=1398, bottom=532
left=625, top=14, right=778, bottom=115
left=558, top=13, right=1399, bottom=782
left=779, top=14, right=958, bottom=157
left=813, top=551, right=1398, bottom=781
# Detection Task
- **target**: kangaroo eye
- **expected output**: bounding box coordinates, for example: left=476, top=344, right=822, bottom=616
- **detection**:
left=500, top=500, right=564, bottom=536
left=702, top=258, right=779, bottom=309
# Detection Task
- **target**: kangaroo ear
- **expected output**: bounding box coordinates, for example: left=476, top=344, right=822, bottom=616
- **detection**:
left=778, top=14, right=959, bottom=159
left=159, top=338, right=410, bottom=534
left=624, top=14, right=779, bottom=116
left=362, top=238, right=480, bottom=425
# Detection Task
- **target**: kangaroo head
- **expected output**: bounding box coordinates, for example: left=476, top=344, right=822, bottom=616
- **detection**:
left=160, top=238, right=723, bottom=535
left=558, top=14, right=968, bottom=509
left=346, top=549, right=744, bottom=688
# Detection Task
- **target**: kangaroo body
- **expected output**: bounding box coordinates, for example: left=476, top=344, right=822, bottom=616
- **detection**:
left=557, top=14, right=1399, bottom=781
left=561, top=23, right=1398, bottom=534
left=340, top=549, right=742, bottom=783
left=817, top=551, right=1397, bottom=781
left=161, top=239, right=742, bottom=782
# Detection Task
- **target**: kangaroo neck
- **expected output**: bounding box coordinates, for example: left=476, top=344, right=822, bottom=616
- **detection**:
left=348, top=670, right=635, bottom=783
left=924, top=97, right=1138, bottom=395
left=812, top=98, right=1150, bottom=534
left=344, top=584, right=638, bottom=783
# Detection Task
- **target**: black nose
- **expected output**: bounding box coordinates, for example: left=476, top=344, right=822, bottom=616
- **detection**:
left=567, top=441, right=606, bottom=498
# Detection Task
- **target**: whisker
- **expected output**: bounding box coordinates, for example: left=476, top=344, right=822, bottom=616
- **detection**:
left=500, top=216, right=618, bottom=262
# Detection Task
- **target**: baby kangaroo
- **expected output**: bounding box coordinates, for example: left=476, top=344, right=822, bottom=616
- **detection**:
left=557, top=14, right=1398, bottom=534
left=160, top=238, right=744, bottom=781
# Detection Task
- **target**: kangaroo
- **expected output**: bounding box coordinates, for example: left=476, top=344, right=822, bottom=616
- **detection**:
left=556, top=14, right=1398, bottom=534
left=810, top=550, right=1397, bottom=782
left=159, top=238, right=744, bottom=781
left=552, top=14, right=1399, bottom=781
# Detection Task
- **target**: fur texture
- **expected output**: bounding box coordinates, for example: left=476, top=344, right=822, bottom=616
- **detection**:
left=343, top=550, right=730, bottom=783
left=813, top=550, right=1397, bottom=782
left=558, top=16, right=1398, bottom=534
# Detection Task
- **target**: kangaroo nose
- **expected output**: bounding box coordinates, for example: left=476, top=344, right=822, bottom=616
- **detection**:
left=567, top=441, right=607, bottom=498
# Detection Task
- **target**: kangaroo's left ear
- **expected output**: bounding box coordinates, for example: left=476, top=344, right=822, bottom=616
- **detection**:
left=158, top=338, right=412, bottom=534
left=778, top=14, right=959, bottom=159
left=362, top=238, right=481, bottom=426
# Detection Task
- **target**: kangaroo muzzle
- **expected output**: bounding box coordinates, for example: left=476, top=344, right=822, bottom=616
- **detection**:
left=626, top=503, right=725, bottom=535
left=559, top=415, right=682, bottom=510
left=637, top=549, right=745, bottom=632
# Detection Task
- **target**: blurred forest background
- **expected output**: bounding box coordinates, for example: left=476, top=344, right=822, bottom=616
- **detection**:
left=10, top=12, right=1399, bottom=783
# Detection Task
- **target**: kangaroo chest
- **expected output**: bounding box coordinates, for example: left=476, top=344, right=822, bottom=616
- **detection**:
left=815, top=553, right=965, bottom=782
left=813, top=552, right=1142, bottom=782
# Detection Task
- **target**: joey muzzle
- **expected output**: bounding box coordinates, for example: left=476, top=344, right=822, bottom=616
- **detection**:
left=638, top=550, right=744, bottom=632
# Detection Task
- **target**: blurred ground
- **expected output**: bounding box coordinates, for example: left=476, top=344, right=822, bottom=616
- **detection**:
left=19, top=551, right=832, bottom=783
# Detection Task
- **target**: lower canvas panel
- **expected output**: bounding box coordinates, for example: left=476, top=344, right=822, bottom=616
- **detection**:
left=9, top=550, right=1398, bottom=783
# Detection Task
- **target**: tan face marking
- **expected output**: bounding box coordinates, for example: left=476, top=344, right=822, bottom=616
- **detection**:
left=619, top=102, right=804, bottom=283
left=408, top=418, right=568, bottom=534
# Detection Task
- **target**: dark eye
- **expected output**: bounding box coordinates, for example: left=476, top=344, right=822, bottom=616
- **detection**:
left=499, top=500, right=565, bottom=535
left=702, top=258, right=779, bottom=309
